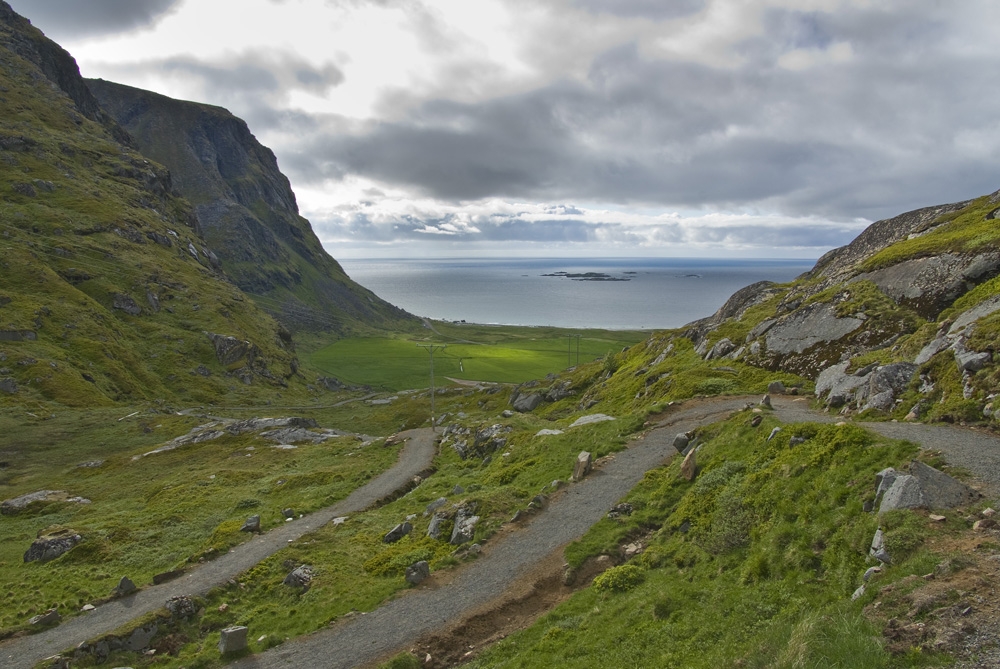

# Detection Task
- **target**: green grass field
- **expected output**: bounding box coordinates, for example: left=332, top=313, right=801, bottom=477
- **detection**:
left=304, top=322, right=647, bottom=390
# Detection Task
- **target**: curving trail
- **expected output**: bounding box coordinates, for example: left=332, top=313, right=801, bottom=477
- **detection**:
left=234, top=396, right=1000, bottom=669
left=0, top=428, right=438, bottom=669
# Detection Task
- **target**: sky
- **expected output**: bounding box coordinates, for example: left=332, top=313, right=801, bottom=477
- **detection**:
left=9, top=0, right=1000, bottom=260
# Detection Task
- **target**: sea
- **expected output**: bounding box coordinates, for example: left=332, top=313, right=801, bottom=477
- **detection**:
left=339, top=257, right=815, bottom=331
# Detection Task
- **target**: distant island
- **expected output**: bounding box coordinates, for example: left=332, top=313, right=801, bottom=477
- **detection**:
left=541, top=271, right=631, bottom=281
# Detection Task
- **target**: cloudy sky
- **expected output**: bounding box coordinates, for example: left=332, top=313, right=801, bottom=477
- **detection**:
left=10, top=0, right=1000, bottom=259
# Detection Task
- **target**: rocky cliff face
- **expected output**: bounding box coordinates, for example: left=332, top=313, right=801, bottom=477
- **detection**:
left=687, top=190, right=1000, bottom=423
left=0, top=1, right=306, bottom=406
left=86, top=79, right=415, bottom=334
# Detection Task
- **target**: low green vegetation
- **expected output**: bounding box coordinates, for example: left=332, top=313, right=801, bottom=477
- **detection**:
left=466, top=414, right=965, bottom=669
left=305, top=323, right=646, bottom=390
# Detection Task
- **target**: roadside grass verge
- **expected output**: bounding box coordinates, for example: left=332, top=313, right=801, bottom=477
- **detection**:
left=468, top=413, right=960, bottom=669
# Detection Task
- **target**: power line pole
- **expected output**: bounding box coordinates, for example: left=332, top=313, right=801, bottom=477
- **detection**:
left=418, top=344, right=446, bottom=431
left=568, top=334, right=582, bottom=367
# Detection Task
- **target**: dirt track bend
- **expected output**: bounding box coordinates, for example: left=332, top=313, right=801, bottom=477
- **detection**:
left=232, top=396, right=1000, bottom=669
left=8, top=398, right=1000, bottom=668
left=0, top=428, right=438, bottom=669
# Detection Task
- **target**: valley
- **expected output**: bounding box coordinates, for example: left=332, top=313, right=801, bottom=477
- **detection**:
left=2, top=2, right=1000, bottom=667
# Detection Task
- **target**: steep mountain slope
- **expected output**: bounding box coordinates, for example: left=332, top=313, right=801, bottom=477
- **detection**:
left=85, top=79, right=416, bottom=334
left=0, top=2, right=306, bottom=407
left=684, top=190, right=1000, bottom=423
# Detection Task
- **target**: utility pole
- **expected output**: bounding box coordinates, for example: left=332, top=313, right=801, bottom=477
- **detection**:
left=418, top=344, right=446, bottom=431
left=568, top=334, right=582, bottom=367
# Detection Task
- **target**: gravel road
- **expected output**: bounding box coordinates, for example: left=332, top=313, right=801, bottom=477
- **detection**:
left=9, top=396, right=1000, bottom=669
left=0, top=428, right=437, bottom=669
left=234, top=397, right=1000, bottom=669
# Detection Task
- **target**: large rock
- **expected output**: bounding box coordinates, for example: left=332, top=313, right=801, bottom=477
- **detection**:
left=114, top=576, right=137, bottom=596
left=29, top=608, right=60, bottom=626
left=764, top=303, right=864, bottom=356
left=571, top=451, right=592, bottom=481
left=2, top=490, right=67, bottom=515
left=23, top=528, right=82, bottom=562
left=383, top=522, right=413, bottom=543
left=427, top=512, right=448, bottom=540
left=240, top=515, right=260, bottom=533
left=283, top=565, right=314, bottom=589
left=704, top=338, right=735, bottom=360
left=207, top=332, right=260, bottom=368
left=879, top=461, right=979, bottom=512
left=680, top=449, right=697, bottom=481
left=219, top=626, right=249, bottom=655
left=166, top=595, right=196, bottom=619
left=126, top=623, right=158, bottom=651
left=815, top=362, right=866, bottom=407
left=672, top=433, right=689, bottom=453
left=450, top=506, right=479, bottom=545
left=405, top=560, right=431, bottom=585
left=512, top=392, right=543, bottom=413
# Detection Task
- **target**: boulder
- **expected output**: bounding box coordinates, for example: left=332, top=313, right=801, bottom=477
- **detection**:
left=240, top=515, right=260, bottom=533
left=126, top=623, right=158, bottom=651
left=2, top=490, right=67, bottom=515
left=23, top=528, right=82, bottom=563
left=672, top=433, right=689, bottom=453
left=870, top=528, right=891, bottom=564
left=112, top=293, right=142, bottom=316
left=767, top=380, right=786, bottom=394
left=513, top=393, right=543, bottom=413
left=764, top=303, right=864, bottom=356
left=218, top=626, right=249, bottom=655
left=29, top=608, right=60, bottom=626
left=405, top=560, right=431, bottom=585
left=113, top=576, right=137, bottom=597
left=767, top=427, right=781, bottom=442
left=427, top=512, right=448, bottom=540
left=450, top=506, right=479, bottom=545
left=283, top=565, right=314, bottom=589
left=383, top=522, right=413, bottom=543
left=0, top=377, right=17, bottom=394
left=424, top=497, right=447, bottom=516
left=815, top=361, right=866, bottom=407
left=572, top=451, right=592, bottom=481
left=704, top=338, right=735, bottom=360
left=680, top=449, right=697, bottom=481
left=165, top=595, right=196, bottom=619
left=879, top=461, right=978, bottom=512
left=759, top=394, right=772, bottom=409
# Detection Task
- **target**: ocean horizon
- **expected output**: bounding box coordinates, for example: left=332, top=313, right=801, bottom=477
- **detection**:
left=341, top=257, right=815, bottom=331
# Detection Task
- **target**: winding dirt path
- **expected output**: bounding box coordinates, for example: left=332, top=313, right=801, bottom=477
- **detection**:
left=233, top=396, right=1000, bottom=669
left=10, top=396, right=1000, bottom=668
left=0, top=428, right=438, bottom=669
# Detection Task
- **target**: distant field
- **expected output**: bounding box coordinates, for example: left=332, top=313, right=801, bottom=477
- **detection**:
left=305, top=321, right=649, bottom=389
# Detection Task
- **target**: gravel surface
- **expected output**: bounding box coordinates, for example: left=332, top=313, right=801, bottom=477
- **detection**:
left=0, top=428, right=437, bottom=669
left=9, top=395, right=1000, bottom=669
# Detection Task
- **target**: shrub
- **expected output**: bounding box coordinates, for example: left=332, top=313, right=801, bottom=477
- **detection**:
left=593, top=564, right=645, bottom=592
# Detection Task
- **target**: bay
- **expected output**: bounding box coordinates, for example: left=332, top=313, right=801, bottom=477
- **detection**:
left=340, top=257, right=815, bottom=331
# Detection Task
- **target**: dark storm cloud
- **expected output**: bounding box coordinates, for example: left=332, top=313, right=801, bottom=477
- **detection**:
left=284, top=2, right=1000, bottom=224
left=8, top=0, right=180, bottom=39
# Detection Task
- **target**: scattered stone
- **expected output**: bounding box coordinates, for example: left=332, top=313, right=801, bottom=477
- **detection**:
left=870, top=528, right=891, bottom=564
left=851, top=584, right=866, bottom=601
left=608, top=503, right=633, bottom=519
left=240, top=515, right=260, bottom=533
left=789, top=436, right=806, bottom=446
left=283, top=565, right=314, bottom=589
left=427, top=512, right=448, bottom=540
left=510, top=510, right=525, bottom=523
left=512, top=393, right=543, bottom=413
left=767, top=427, right=781, bottom=442
left=24, top=528, right=82, bottom=563
left=863, top=566, right=882, bottom=581
left=81, top=604, right=95, bottom=612
left=750, top=415, right=763, bottom=427
left=383, top=522, right=413, bottom=543
left=218, top=626, right=249, bottom=655
left=405, top=560, right=431, bottom=585
left=879, top=461, right=979, bottom=513
left=767, top=380, right=786, bottom=394
left=536, top=429, right=564, bottom=436
left=29, top=608, right=60, bottom=626
left=681, top=449, right=697, bottom=481
left=126, top=624, right=157, bottom=651
left=759, top=394, right=772, bottom=409
left=450, top=505, right=480, bottom=545
left=165, top=595, right=196, bottom=619
left=973, top=519, right=998, bottom=532
left=929, top=514, right=946, bottom=522
left=501, top=410, right=514, bottom=418
left=2, top=489, right=72, bottom=515
left=114, top=576, right=137, bottom=596
left=571, top=451, right=592, bottom=481
left=452, top=484, right=465, bottom=495
left=425, top=498, right=447, bottom=516
left=983, top=508, right=996, bottom=517
left=569, top=414, right=615, bottom=428
left=282, top=508, right=294, bottom=519
left=672, top=433, right=689, bottom=452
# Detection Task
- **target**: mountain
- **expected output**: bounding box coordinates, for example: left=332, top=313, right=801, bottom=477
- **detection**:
left=684, top=189, right=1000, bottom=423
left=0, top=2, right=314, bottom=407
left=85, top=79, right=416, bottom=334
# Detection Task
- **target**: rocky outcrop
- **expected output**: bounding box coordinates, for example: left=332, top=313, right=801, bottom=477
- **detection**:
left=816, top=361, right=917, bottom=412
left=876, top=461, right=979, bottom=513
left=24, top=528, right=82, bottom=562
left=87, top=78, right=415, bottom=334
